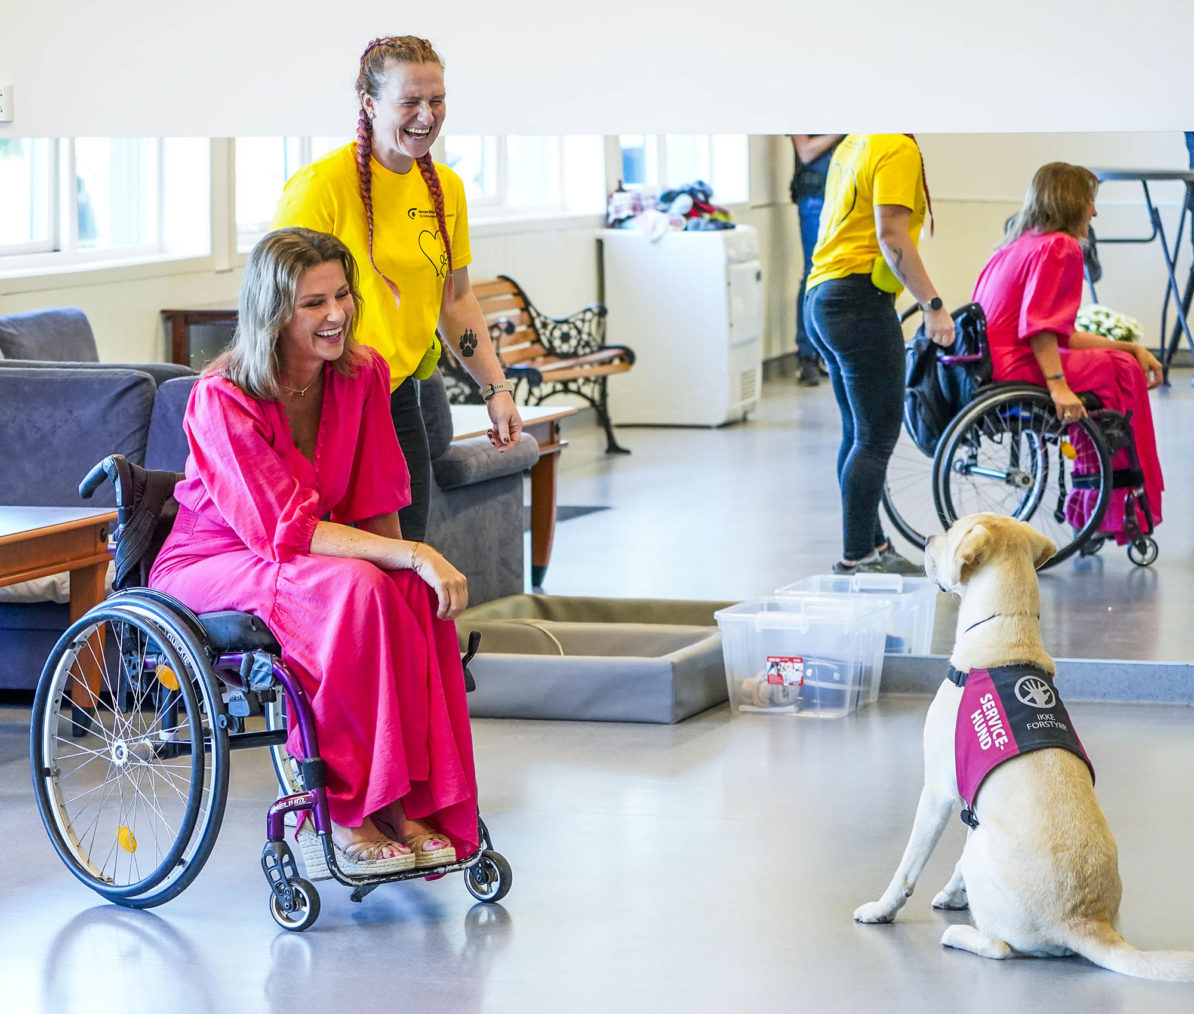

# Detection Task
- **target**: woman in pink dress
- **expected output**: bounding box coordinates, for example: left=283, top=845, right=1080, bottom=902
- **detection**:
left=149, top=227, right=476, bottom=875
left=972, top=161, right=1165, bottom=538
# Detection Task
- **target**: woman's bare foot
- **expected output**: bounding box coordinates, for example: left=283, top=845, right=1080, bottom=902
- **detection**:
left=331, top=816, right=410, bottom=861
left=377, top=804, right=450, bottom=855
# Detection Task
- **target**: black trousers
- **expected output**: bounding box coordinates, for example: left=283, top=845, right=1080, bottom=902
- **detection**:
left=390, top=376, right=432, bottom=542
left=804, top=274, right=904, bottom=561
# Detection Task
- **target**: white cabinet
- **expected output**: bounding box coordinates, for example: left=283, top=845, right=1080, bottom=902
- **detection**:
left=600, top=226, right=763, bottom=427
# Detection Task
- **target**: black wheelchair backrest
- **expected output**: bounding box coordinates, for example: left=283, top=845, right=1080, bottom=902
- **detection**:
left=80, top=454, right=184, bottom=590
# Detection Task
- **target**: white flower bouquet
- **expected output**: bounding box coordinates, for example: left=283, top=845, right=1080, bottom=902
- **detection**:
left=1076, top=304, right=1144, bottom=343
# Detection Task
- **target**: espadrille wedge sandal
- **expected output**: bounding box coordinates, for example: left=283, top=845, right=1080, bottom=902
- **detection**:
left=401, top=830, right=456, bottom=869
left=296, top=820, right=416, bottom=880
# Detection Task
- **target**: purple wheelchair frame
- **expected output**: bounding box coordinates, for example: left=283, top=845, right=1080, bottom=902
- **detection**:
left=206, top=646, right=489, bottom=904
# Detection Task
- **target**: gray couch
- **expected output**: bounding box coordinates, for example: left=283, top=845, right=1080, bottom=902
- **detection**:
left=0, top=307, right=537, bottom=691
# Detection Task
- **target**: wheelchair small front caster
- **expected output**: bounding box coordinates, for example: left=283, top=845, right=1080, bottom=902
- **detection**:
left=464, top=849, right=512, bottom=903
left=1127, top=537, right=1158, bottom=567
left=262, top=839, right=320, bottom=930
left=269, top=876, right=321, bottom=931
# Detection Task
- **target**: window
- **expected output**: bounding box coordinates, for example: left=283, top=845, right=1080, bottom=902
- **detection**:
left=235, top=137, right=348, bottom=249
left=617, top=134, right=749, bottom=205
left=442, top=135, right=498, bottom=204
left=0, top=138, right=54, bottom=254
left=441, top=134, right=604, bottom=215
left=73, top=138, right=159, bottom=253
left=0, top=137, right=210, bottom=269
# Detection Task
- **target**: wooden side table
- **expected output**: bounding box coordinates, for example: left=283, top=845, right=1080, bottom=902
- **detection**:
left=0, top=506, right=116, bottom=705
left=450, top=405, right=576, bottom=587
left=160, top=305, right=238, bottom=367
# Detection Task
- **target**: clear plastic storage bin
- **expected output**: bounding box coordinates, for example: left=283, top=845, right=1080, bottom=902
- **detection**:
left=714, top=596, right=891, bottom=718
left=775, top=574, right=938, bottom=656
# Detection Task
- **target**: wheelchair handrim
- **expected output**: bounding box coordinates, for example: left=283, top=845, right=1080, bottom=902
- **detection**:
left=31, top=605, right=206, bottom=900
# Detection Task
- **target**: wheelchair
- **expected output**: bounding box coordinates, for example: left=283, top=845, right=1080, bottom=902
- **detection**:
left=882, top=304, right=1159, bottom=569
left=30, top=455, right=511, bottom=931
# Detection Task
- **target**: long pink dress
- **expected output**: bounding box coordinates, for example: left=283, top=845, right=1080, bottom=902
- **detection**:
left=972, top=230, right=1163, bottom=538
left=148, top=349, right=477, bottom=855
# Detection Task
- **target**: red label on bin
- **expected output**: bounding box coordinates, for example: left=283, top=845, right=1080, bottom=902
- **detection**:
left=766, top=656, right=805, bottom=686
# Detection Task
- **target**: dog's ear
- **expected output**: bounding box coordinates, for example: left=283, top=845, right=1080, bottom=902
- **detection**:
left=949, top=521, right=990, bottom=586
left=1025, top=527, right=1057, bottom=570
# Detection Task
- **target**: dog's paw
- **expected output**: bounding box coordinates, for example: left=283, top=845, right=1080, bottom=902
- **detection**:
left=931, top=886, right=969, bottom=910
left=853, top=901, right=897, bottom=924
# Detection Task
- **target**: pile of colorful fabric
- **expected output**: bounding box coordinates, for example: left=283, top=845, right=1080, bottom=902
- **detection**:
left=606, top=180, right=735, bottom=240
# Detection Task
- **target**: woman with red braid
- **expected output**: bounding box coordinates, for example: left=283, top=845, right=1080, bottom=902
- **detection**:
left=804, top=134, right=952, bottom=575
left=273, top=35, right=522, bottom=542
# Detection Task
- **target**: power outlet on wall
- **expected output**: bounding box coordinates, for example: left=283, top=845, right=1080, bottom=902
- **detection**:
left=0, top=85, right=13, bottom=123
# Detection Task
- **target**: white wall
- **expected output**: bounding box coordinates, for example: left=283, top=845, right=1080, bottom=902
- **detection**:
left=2, top=1, right=1193, bottom=137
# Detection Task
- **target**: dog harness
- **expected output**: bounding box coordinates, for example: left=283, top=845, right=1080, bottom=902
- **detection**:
left=948, top=664, right=1094, bottom=829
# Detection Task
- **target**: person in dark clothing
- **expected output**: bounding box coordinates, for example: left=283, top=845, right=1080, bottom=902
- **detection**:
left=789, top=135, right=844, bottom=386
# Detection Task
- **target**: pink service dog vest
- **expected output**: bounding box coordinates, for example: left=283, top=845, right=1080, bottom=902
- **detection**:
left=950, top=664, right=1094, bottom=821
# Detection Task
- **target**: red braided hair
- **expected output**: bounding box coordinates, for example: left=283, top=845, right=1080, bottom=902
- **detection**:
left=903, top=133, right=934, bottom=236
left=355, top=35, right=454, bottom=307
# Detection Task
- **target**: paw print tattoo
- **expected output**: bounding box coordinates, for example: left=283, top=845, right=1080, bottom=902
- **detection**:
left=459, top=329, right=478, bottom=357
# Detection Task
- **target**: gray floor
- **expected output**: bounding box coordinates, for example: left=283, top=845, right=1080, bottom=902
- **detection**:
left=2, top=369, right=1193, bottom=1013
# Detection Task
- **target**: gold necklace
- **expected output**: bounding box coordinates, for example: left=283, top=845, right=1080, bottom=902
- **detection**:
left=280, top=375, right=321, bottom=397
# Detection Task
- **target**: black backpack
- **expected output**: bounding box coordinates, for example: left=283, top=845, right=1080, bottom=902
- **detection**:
left=902, top=302, right=991, bottom=456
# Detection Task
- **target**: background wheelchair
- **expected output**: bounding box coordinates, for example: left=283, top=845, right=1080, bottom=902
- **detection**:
left=882, top=304, right=1159, bottom=569
left=30, top=455, right=511, bottom=931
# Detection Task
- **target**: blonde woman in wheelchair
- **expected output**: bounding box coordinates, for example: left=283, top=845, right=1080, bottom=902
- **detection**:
left=972, top=162, right=1164, bottom=540
left=148, top=227, right=475, bottom=875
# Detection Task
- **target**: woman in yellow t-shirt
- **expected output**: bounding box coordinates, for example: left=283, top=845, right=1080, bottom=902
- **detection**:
left=803, top=134, right=953, bottom=575
left=274, top=35, right=522, bottom=542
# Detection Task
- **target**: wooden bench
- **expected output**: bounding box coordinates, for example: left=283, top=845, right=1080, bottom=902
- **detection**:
left=441, top=275, right=635, bottom=454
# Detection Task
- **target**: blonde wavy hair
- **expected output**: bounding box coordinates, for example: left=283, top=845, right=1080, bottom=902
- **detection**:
left=1002, top=162, right=1099, bottom=247
left=210, top=228, right=368, bottom=398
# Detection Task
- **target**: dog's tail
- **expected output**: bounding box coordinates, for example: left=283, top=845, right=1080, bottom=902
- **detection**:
left=1064, top=919, right=1194, bottom=982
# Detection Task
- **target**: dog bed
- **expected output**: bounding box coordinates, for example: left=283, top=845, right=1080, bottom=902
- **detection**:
left=456, top=595, right=732, bottom=723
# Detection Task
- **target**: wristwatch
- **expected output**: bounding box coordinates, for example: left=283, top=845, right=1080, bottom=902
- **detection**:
left=921, top=296, right=944, bottom=312
left=480, top=379, right=517, bottom=401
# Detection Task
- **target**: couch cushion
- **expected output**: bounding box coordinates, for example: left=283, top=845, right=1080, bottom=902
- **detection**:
left=421, top=370, right=454, bottom=459
left=0, top=359, right=194, bottom=386
left=0, top=308, right=99, bottom=362
left=0, top=367, right=155, bottom=506
left=431, top=434, right=538, bottom=491
left=146, top=375, right=199, bottom=471
left=0, top=561, right=116, bottom=605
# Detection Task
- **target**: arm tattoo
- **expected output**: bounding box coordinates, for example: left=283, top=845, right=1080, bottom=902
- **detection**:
left=459, top=328, right=478, bottom=357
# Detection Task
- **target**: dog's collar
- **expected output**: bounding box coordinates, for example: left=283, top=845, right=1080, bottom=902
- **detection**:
left=947, top=660, right=1054, bottom=687
left=961, top=611, right=1041, bottom=635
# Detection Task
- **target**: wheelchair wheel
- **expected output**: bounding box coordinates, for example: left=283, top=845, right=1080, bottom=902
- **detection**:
left=882, top=423, right=942, bottom=552
left=464, top=849, right=512, bottom=903
left=32, top=601, right=229, bottom=907
left=113, top=593, right=232, bottom=907
left=932, top=385, right=1111, bottom=568
left=1127, top=537, right=1159, bottom=567
left=269, top=876, right=321, bottom=931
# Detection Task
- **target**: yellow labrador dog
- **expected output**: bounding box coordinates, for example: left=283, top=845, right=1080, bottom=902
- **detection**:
left=853, top=513, right=1194, bottom=980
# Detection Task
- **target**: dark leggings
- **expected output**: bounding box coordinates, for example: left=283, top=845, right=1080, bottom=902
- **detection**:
left=390, top=376, right=432, bottom=542
left=804, top=274, right=905, bottom=561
